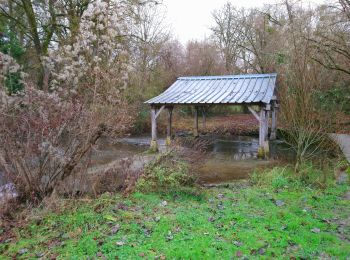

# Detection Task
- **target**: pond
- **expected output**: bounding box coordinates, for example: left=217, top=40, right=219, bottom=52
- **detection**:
left=93, top=134, right=291, bottom=184
left=0, top=135, right=291, bottom=192
left=195, top=135, right=290, bottom=184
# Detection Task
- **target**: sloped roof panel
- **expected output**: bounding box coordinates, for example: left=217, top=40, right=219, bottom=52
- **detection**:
left=145, top=73, right=277, bottom=105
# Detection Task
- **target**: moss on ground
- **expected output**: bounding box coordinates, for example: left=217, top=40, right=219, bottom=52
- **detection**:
left=1, top=175, right=349, bottom=259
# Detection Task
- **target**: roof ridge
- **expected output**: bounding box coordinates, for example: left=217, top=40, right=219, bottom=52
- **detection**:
left=178, top=73, right=277, bottom=80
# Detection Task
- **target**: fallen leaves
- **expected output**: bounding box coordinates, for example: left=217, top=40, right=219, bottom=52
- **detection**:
left=116, top=241, right=126, bottom=246
left=110, top=224, right=120, bottom=235
left=103, top=214, right=117, bottom=222
left=208, top=217, right=216, bottom=222
left=311, top=228, right=321, bottom=233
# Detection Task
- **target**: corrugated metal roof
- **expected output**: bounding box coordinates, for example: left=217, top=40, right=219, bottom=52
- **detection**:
left=145, top=73, right=277, bottom=105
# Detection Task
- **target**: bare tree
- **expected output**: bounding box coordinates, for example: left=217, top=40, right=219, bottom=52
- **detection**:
left=211, top=3, right=282, bottom=74
left=124, top=0, right=170, bottom=88
left=184, top=39, right=225, bottom=76
left=309, top=1, right=350, bottom=76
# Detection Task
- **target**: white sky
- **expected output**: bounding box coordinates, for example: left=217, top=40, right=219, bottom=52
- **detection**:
left=163, top=0, right=327, bottom=44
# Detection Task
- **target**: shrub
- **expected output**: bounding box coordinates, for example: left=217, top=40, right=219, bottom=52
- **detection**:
left=136, top=152, right=196, bottom=193
left=250, top=164, right=335, bottom=189
left=250, top=167, right=293, bottom=189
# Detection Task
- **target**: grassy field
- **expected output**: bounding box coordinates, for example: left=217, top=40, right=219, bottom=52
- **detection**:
left=1, top=172, right=349, bottom=259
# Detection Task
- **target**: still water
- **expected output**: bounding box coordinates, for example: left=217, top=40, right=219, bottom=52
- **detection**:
left=93, top=135, right=290, bottom=184
left=195, top=135, right=289, bottom=184
left=0, top=135, right=290, bottom=188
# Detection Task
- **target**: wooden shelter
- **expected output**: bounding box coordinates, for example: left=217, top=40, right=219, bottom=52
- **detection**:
left=145, top=73, right=278, bottom=158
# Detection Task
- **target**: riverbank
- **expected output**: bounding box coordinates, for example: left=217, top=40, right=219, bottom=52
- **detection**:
left=1, top=171, right=349, bottom=259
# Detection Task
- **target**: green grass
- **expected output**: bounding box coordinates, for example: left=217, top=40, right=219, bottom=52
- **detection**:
left=1, top=180, right=349, bottom=259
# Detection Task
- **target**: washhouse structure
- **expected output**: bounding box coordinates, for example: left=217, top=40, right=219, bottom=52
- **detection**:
left=145, top=73, right=278, bottom=157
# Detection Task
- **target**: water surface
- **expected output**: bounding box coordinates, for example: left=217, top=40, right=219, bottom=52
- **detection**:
left=196, top=135, right=287, bottom=184
left=108, top=135, right=290, bottom=184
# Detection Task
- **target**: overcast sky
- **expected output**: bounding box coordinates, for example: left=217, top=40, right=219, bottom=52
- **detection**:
left=162, top=0, right=326, bottom=44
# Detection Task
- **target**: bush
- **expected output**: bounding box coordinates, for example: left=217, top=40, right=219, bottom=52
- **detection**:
left=250, top=167, right=294, bottom=189
left=250, top=164, right=335, bottom=189
left=136, top=152, right=196, bottom=193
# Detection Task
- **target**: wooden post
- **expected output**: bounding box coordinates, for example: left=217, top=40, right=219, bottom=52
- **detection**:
left=202, top=107, right=206, bottom=130
left=194, top=106, right=199, bottom=137
left=265, top=104, right=270, bottom=141
left=258, top=108, right=265, bottom=158
left=258, top=106, right=269, bottom=159
left=150, top=106, right=158, bottom=152
left=270, top=101, right=277, bottom=140
left=166, top=106, right=173, bottom=146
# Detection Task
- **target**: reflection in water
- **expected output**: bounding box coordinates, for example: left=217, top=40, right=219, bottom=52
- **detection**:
left=0, top=135, right=290, bottom=197
left=108, top=135, right=290, bottom=184
left=196, top=135, right=290, bottom=184
left=211, top=138, right=258, bottom=160
left=91, top=138, right=148, bottom=166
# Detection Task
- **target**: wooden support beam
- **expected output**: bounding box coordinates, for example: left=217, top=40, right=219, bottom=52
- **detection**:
left=259, top=109, right=265, bottom=149
left=265, top=109, right=270, bottom=140
left=247, top=106, right=260, bottom=122
left=155, top=105, right=165, bottom=119
left=150, top=107, right=158, bottom=152
left=258, top=107, right=269, bottom=159
left=194, top=106, right=199, bottom=137
left=270, top=101, right=277, bottom=140
left=202, top=107, right=206, bottom=130
left=166, top=106, right=173, bottom=146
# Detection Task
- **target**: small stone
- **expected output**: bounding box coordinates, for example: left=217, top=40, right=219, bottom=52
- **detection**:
left=275, top=200, right=285, bottom=207
left=311, top=228, right=321, bottom=233
left=154, top=216, right=161, bottom=222
left=160, top=201, right=168, bottom=207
